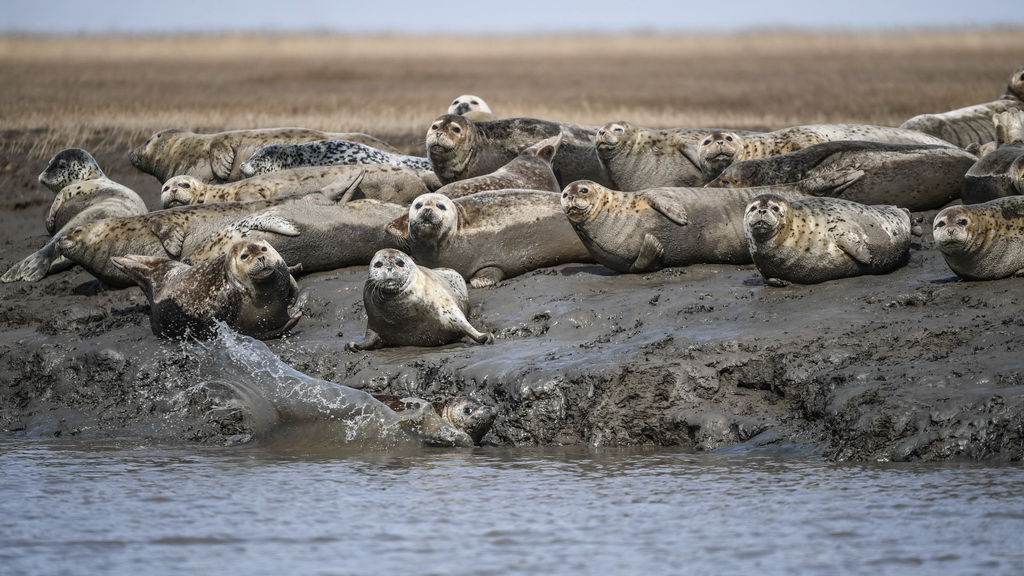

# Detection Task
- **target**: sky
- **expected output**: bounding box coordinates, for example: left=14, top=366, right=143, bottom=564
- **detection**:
left=4, top=0, right=1024, bottom=35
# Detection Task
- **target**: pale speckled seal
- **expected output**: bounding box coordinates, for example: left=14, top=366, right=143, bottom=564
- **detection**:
left=961, top=108, right=1024, bottom=204
left=2, top=148, right=148, bottom=284
left=129, top=127, right=400, bottom=184
left=111, top=238, right=302, bottom=340
left=346, top=248, right=494, bottom=351
left=933, top=196, right=1024, bottom=280
left=239, top=139, right=432, bottom=177
left=706, top=140, right=978, bottom=211
left=448, top=94, right=496, bottom=122
left=900, top=65, right=1024, bottom=149
left=371, top=394, right=497, bottom=444
left=56, top=190, right=405, bottom=288
left=561, top=180, right=812, bottom=273
left=744, top=195, right=915, bottom=286
left=386, top=190, right=593, bottom=288
left=595, top=120, right=762, bottom=190
left=425, top=114, right=612, bottom=188
left=697, top=124, right=958, bottom=181
left=432, top=134, right=561, bottom=198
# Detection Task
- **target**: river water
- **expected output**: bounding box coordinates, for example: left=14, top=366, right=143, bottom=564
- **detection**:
left=2, top=436, right=1023, bottom=576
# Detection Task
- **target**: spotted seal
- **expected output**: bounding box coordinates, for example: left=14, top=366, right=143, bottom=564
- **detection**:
left=744, top=195, right=916, bottom=286
left=933, top=196, right=1024, bottom=280
left=111, top=238, right=302, bottom=340
left=371, top=394, right=497, bottom=444
left=432, top=134, right=561, bottom=198
left=448, top=94, right=496, bottom=121
left=595, top=120, right=762, bottom=190
left=961, top=108, right=1024, bottom=204
left=2, top=148, right=148, bottom=284
left=706, top=140, right=978, bottom=211
left=560, top=180, right=816, bottom=273
left=129, top=127, right=400, bottom=184
left=697, top=124, right=958, bottom=181
left=240, top=139, right=432, bottom=177
left=900, top=65, right=1024, bottom=149
left=56, top=189, right=405, bottom=288
left=386, top=190, right=593, bottom=288
left=346, top=248, right=494, bottom=351
left=425, top=114, right=612, bottom=188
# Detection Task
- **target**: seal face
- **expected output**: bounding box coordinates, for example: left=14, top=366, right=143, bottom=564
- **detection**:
left=448, top=94, right=496, bottom=121
left=239, top=139, right=432, bottom=178
left=933, top=197, right=1024, bottom=280
left=744, top=195, right=915, bottom=286
left=111, top=238, right=302, bottom=340
left=346, top=248, right=494, bottom=350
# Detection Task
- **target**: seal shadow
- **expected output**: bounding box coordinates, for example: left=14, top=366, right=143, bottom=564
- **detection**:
left=560, top=264, right=617, bottom=277
left=930, top=275, right=963, bottom=284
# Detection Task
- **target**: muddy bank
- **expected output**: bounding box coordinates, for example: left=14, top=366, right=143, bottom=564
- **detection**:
left=3, top=181, right=1023, bottom=460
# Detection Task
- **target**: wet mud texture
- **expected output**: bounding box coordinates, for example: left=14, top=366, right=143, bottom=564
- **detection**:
left=2, top=155, right=1024, bottom=461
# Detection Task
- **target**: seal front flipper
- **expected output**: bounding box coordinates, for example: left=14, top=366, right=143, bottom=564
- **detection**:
left=833, top=231, right=873, bottom=265
left=208, top=139, right=236, bottom=182
left=629, top=233, right=665, bottom=273
left=346, top=330, right=383, bottom=352
left=151, top=220, right=187, bottom=258
left=641, top=189, right=689, bottom=226
left=469, top=266, right=505, bottom=288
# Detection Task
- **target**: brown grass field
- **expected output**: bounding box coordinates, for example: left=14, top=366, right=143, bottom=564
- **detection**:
left=1, top=30, right=1022, bottom=215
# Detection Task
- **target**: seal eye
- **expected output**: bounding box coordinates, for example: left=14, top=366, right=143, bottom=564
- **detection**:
left=452, top=126, right=462, bottom=134
left=771, top=205, right=781, bottom=213
left=703, top=139, right=711, bottom=146
left=181, top=182, right=191, bottom=189
left=725, top=136, right=733, bottom=142
left=373, top=261, right=384, bottom=268
left=430, top=124, right=439, bottom=131
left=471, top=100, right=479, bottom=105
left=261, top=246, right=268, bottom=252
left=396, top=259, right=405, bottom=268
left=240, top=253, right=249, bottom=260
left=956, top=218, right=969, bottom=226
left=614, top=126, right=624, bottom=134
left=451, top=100, right=459, bottom=106
left=437, top=204, right=447, bottom=211
left=463, top=406, right=473, bottom=415
left=935, top=220, right=946, bottom=228
left=579, top=187, right=589, bottom=195
left=414, top=202, right=423, bottom=210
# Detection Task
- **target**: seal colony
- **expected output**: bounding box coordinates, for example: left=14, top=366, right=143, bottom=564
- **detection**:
left=5, top=61, right=1024, bottom=451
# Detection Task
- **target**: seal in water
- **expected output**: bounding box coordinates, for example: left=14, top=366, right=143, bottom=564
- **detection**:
left=2, top=148, right=148, bottom=283
left=961, top=108, right=1024, bottom=204
left=744, top=195, right=916, bottom=286
left=111, top=238, right=303, bottom=340
left=933, top=196, right=1024, bottom=281
left=372, top=394, right=498, bottom=444
left=129, top=127, right=400, bottom=184
left=386, top=190, right=593, bottom=287
left=899, top=65, right=1024, bottom=149
left=346, top=248, right=494, bottom=350
left=706, top=140, right=978, bottom=211
left=239, top=139, right=432, bottom=177
left=432, top=134, right=561, bottom=198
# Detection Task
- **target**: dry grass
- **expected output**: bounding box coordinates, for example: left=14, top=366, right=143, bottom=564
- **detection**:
left=1, top=30, right=1022, bottom=182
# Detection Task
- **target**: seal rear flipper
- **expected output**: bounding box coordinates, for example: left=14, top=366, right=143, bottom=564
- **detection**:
left=801, top=169, right=865, bottom=196
left=2, top=242, right=60, bottom=283
left=321, top=167, right=366, bottom=203
left=109, top=254, right=173, bottom=291
left=629, top=234, right=664, bottom=273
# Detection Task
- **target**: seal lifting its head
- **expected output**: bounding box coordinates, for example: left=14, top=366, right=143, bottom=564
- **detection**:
left=744, top=194, right=789, bottom=241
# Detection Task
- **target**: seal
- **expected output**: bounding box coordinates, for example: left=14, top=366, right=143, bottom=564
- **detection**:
left=961, top=108, right=1024, bottom=204
left=900, top=65, right=1024, bottom=148
left=706, top=140, right=978, bottom=211
left=933, top=196, right=1024, bottom=280
left=346, top=248, right=494, bottom=351
left=2, top=148, right=148, bottom=284
left=386, top=190, right=593, bottom=288
left=448, top=94, right=496, bottom=121
left=697, top=124, right=959, bottom=180
left=561, top=180, right=813, bottom=273
left=743, top=195, right=915, bottom=286
left=595, top=120, right=762, bottom=190
left=239, top=139, right=432, bottom=177
left=425, top=114, right=612, bottom=188
left=56, top=189, right=406, bottom=288
left=129, top=127, right=401, bottom=184
left=371, top=394, right=497, bottom=444
left=161, top=165, right=440, bottom=209
left=111, top=238, right=303, bottom=340
left=432, top=134, right=561, bottom=198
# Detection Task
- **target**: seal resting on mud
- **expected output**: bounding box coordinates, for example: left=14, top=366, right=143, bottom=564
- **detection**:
left=961, top=108, right=1024, bottom=204
left=432, top=134, right=562, bottom=198
left=386, top=190, right=593, bottom=288
left=425, top=114, right=611, bottom=188
left=129, top=127, right=400, bottom=184
left=560, top=180, right=817, bottom=273
left=239, top=139, right=432, bottom=177
left=900, top=64, right=1024, bottom=149
left=2, top=148, right=148, bottom=283
left=697, top=124, right=958, bottom=181
left=705, top=140, right=978, bottom=211
left=346, top=248, right=494, bottom=351
left=371, top=394, right=498, bottom=444
left=933, top=196, right=1024, bottom=281
left=111, top=238, right=303, bottom=340
left=744, top=195, right=916, bottom=286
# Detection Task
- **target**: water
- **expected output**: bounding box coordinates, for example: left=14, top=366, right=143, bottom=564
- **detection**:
left=2, top=437, right=1023, bottom=576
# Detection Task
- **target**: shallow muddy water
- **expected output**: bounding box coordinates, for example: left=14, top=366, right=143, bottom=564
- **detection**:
left=2, top=436, right=1023, bottom=576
